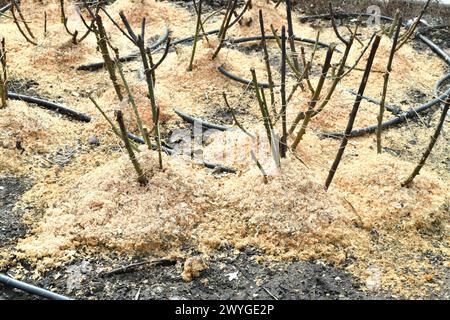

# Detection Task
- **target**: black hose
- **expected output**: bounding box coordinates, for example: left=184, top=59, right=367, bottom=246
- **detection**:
left=321, top=85, right=450, bottom=138
left=7, top=92, right=92, bottom=122
left=0, top=274, right=72, bottom=300
left=434, top=73, right=450, bottom=118
left=218, top=65, right=270, bottom=88
left=77, top=27, right=170, bottom=71
left=434, top=73, right=450, bottom=96
left=217, top=35, right=340, bottom=88
left=126, top=132, right=174, bottom=155
left=174, top=108, right=231, bottom=131
left=0, top=3, right=11, bottom=14
left=229, top=35, right=341, bottom=52
left=416, top=33, right=450, bottom=65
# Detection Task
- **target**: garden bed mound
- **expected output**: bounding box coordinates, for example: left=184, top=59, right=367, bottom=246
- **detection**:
left=15, top=148, right=449, bottom=277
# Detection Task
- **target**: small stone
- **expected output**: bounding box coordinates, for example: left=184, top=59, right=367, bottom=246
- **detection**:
left=88, top=135, right=100, bottom=146
left=181, top=256, right=208, bottom=282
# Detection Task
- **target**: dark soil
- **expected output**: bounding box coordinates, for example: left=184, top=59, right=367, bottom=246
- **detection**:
left=427, top=28, right=450, bottom=50
left=0, top=177, right=31, bottom=247
left=1, top=246, right=386, bottom=300
left=0, top=177, right=34, bottom=300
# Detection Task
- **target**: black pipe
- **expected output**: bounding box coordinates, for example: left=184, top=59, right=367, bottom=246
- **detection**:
left=416, top=33, right=450, bottom=65
left=217, top=35, right=340, bottom=88
left=174, top=108, right=231, bottom=131
left=218, top=66, right=271, bottom=88
left=126, top=132, right=174, bottom=155
left=162, top=29, right=220, bottom=49
left=322, top=85, right=450, bottom=138
left=77, top=27, right=170, bottom=71
left=7, top=92, right=91, bottom=122
left=434, top=73, right=450, bottom=96
left=0, top=3, right=11, bottom=14
left=0, top=274, right=72, bottom=300
left=229, top=35, right=341, bottom=52
left=434, top=73, right=450, bottom=118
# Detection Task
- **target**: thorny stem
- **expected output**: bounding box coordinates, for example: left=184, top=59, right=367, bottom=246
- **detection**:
left=270, top=25, right=305, bottom=82
left=341, top=32, right=377, bottom=78
left=218, top=0, right=233, bottom=38
left=227, top=0, right=252, bottom=30
left=0, top=38, right=7, bottom=108
left=310, top=24, right=357, bottom=115
left=377, top=18, right=402, bottom=154
left=188, top=0, right=204, bottom=71
left=11, top=3, right=37, bottom=45
left=60, top=0, right=92, bottom=44
left=329, top=2, right=349, bottom=46
left=280, top=26, right=288, bottom=158
left=250, top=151, right=268, bottom=184
left=91, top=12, right=123, bottom=101
left=138, top=33, right=163, bottom=169
left=324, top=35, right=381, bottom=191
left=192, top=0, right=210, bottom=45
left=44, top=11, right=47, bottom=37
left=251, top=68, right=273, bottom=146
left=111, top=12, right=171, bottom=169
left=285, top=30, right=319, bottom=101
left=396, top=0, right=431, bottom=51
left=253, top=73, right=280, bottom=168
left=300, top=46, right=314, bottom=95
left=285, top=0, right=301, bottom=72
left=388, top=10, right=401, bottom=38
left=12, top=1, right=35, bottom=39
left=212, top=0, right=237, bottom=60
left=89, top=96, right=139, bottom=152
left=116, top=110, right=148, bottom=186
left=115, top=58, right=151, bottom=149
left=291, top=46, right=334, bottom=150
left=258, top=10, right=276, bottom=116
left=402, top=98, right=450, bottom=187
